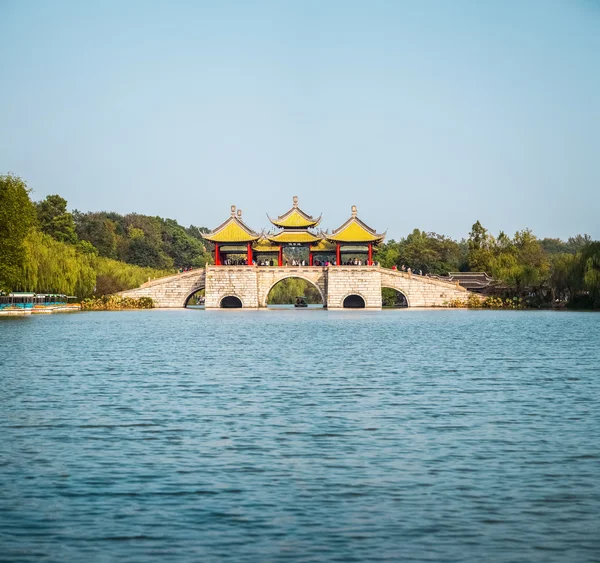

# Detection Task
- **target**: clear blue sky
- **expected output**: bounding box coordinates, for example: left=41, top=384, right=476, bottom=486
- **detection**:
left=1, top=0, right=598, bottom=241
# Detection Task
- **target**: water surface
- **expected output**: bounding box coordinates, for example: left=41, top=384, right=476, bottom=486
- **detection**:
left=1, top=310, right=599, bottom=562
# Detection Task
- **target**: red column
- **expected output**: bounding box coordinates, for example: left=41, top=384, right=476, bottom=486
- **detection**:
left=309, top=252, right=313, bottom=266
left=278, top=246, right=283, bottom=267
left=215, top=244, right=220, bottom=266
left=368, top=243, right=373, bottom=265
left=247, top=242, right=252, bottom=265
left=336, top=243, right=341, bottom=266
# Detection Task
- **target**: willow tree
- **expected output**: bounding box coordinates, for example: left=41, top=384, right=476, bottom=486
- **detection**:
left=0, top=174, right=36, bottom=292
left=19, top=230, right=96, bottom=297
left=581, top=242, right=600, bottom=308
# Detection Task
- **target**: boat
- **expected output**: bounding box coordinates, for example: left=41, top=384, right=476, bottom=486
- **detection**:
left=294, top=296, right=308, bottom=308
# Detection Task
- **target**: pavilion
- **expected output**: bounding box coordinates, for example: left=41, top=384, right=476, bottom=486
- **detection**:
left=202, top=206, right=259, bottom=265
left=203, top=200, right=385, bottom=266
left=326, top=205, right=385, bottom=266
left=266, top=196, right=322, bottom=265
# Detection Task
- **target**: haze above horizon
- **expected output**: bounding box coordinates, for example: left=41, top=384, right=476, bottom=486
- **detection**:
left=1, top=0, right=598, bottom=241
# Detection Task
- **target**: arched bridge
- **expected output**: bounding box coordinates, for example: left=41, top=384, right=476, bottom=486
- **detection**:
left=119, top=265, right=470, bottom=308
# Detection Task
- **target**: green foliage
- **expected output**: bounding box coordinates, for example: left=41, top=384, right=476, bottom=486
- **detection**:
left=94, top=257, right=172, bottom=295
left=36, top=194, right=78, bottom=244
left=541, top=234, right=592, bottom=255
left=490, top=229, right=550, bottom=292
left=267, top=278, right=322, bottom=304
left=11, top=226, right=170, bottom=299
left=0, top=174, right=36, bottom=292
left=374, top=230, right=462, bottom=274
left=467, top=220, right=495, bottom=272
left=446, top=295, right=523, bottom=309
left=581, top=242, right=600, bottom=308
left=80, top=295, right=154, bottom=310
left=550, top=253, right=580, bottom=301
left=381, top=287, right=407, bottom=307
left=74, top=211, right=212, bottom=269
left=19, top=230, right=96, bottom=297
left=73, top=211, right=118, bottom=258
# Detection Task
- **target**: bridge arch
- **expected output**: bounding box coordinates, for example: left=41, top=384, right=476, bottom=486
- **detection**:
left=262, top=275, right=325, bottom=307
left=381, top=286, right=410, bottom=308
left=219, top=295, right=243, bottom=308
left=341, top=292, right=367, bottom=309
left=183, top=285, right=206, bottom=308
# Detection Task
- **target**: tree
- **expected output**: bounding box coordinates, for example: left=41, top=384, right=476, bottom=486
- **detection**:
left=467, top=221, right=495, bottom=272
left=550, top=253, right=580, bottom=302
left=0, top=174, right=36, bottom=292
left=581, top=242, right=600, bottom=308
left=18, top=230, right=96, bottom=297
left=567, top=234, right=592, bottom=254
left=73, top=211, right=118, bottom=258
left=36, top=194, right=78, bottom=244
left=267, top=278, right=321, bottom=304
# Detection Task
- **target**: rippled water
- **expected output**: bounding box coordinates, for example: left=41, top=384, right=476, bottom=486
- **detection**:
left=1, top=310, right=599, bottom=562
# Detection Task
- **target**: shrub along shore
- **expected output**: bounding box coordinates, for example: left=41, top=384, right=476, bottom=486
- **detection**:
left=80, top=295, right=154, bottom=310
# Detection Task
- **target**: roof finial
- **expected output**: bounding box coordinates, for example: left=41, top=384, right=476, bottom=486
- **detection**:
left=351, top=205, right=357, bottom=217
left=237, top=209, right=242, bottom=217
left=231, top=205, right=236, bottom=216
left=293, top=195, right=298, bottom=207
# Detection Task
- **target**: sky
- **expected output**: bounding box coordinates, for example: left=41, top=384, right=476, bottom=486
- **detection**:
left=1, top=0, right=599, bottom=241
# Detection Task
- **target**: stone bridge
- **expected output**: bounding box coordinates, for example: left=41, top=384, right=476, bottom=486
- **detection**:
left=119, top=265, right=470, bottom=308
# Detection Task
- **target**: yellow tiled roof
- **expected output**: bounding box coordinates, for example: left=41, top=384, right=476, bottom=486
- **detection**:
left=203, top=215, right=259, bottom=243
left=268, top=196, right=321, bottom=228
left=253, top=237, right=280, bottom=252
left=327, top=208, right=385, bottom=243
left=310, top=239, right=336, bottom=252
left=269, top=208, right=321, bottom=228
left=268, top=230, right=322, bottom=244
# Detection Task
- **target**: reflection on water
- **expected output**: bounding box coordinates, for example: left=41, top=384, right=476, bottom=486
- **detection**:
left=1, top=310, right=599, bottom=562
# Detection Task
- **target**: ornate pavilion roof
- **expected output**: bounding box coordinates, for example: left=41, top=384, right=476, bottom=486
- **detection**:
left=310, top=239, right=336, bottom=253
left=268, top=196, right=321, bottom=229
left=326, top=206, right=385, bottom=243
left=267, top=229, right=322, bottom=244
left=202, top=206, right=260, bottom=243
left=252, top=235, right=280, bottom=253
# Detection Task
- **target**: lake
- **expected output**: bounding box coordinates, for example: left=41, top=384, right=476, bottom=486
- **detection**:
left=1, top=309, right=599, bottom=562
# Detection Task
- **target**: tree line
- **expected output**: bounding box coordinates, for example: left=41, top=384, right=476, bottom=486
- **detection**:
left=375, top=222, right=599, bottom=308
left=0, top=174, right=206, bottom=296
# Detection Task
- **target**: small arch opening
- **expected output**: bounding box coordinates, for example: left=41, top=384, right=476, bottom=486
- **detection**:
left=266, top=277, right=324, bottom=308
left=382, top=288, right=408, bottom=308
left=185, top=288, right=205, bottom=308
left=343, top=294, right=365, bottom=308
left=220, top=296, right=243, bottom=308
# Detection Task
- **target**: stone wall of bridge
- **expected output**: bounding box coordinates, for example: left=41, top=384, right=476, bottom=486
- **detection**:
left=326, top=267, right=382, bottom=308
left=204, top=266, right=258, bottom=308
left=256, top=267, right=327, bottom=307
left=379, top=269, right=467, bottom=307
left=119, top=269, right=206, bottom=308
left=119, top=265, right=472, bottom=308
